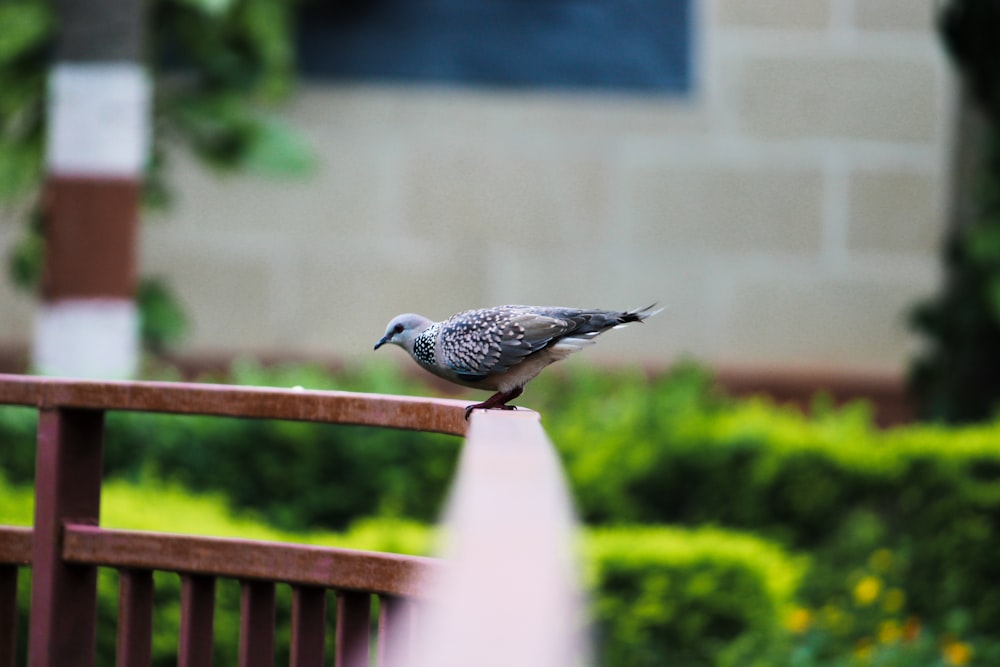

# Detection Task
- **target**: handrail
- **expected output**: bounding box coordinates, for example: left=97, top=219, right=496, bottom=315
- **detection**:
left=0, top=375, right=586, bottom=667
left=62, top=524, right=438, bottom=597
left=0, top=527, right=31, bottom=565
left=0, top=374, right=474, bottom=667
left=0, top=373, right=470, bottom=436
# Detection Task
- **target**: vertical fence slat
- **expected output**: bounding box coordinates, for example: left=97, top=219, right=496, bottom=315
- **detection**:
left=30, top=407, right=104, bottom=667
left=239, top=580, right=276, bottom=667
left=0, top=565, right=17, bottom=667
left=117, top=569, right=154, bottom=667
left=377, top=595, right=414, bottom=667
left=290, top=585, right=326, bottom=667
left=335, top=591, right=371, bottom=667
left=178, top=574, right=216, bottom=667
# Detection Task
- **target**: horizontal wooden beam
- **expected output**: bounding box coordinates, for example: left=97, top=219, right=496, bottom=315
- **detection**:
left=62, top=525, right=438, bottom=598
left=0, top=527, right=32, bottom=565
left=0, top=375, right=469, bottom=436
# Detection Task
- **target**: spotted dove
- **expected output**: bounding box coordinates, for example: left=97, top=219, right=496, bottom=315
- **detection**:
left=374, top=304, right=660, bottom=418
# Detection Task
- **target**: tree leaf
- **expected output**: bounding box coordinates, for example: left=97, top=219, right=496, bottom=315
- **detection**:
left=0, top=1, right=53, bottom=66
left=172, top=0, right=238, bottom=18
left=242, top=115, right=316, bottom=177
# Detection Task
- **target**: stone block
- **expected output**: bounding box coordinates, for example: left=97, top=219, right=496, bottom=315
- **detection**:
left=848, top=168, right=943, bottom=254
left=290, top=235, right=490, bottom=357
left=626, top=162, right=824, bottom=253
left=141, top=235, right=276, bottom=349
left=738, top=55, right=941, bottom=142
left=164, top=143, right=390, bottom=236
left=855, top=0, right=934, bottom=32
left=717, top=0, right=831, bottom=30
left=719, top=266, right=935, bottom=368
left=402, top=141, right=608, bottom=253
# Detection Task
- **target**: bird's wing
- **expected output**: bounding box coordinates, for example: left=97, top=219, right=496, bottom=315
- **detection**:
left=438, top=308, right=578, bottom=380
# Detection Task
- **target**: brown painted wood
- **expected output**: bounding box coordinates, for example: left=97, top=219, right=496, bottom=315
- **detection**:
left=290, top=586, right=327, bottom=667
left=63, top=525, right=437, bottom=598
left=116, top=569, right=154, bottom=667
left=239, top=580, right=276, bottom=667
left=41, top=178, right=139, bottom=301
left=29, top=408, right=104, bottom=667
left=0, top=566, right=18, bottom=667
left=178, top=574, right=216, bottom=667
left=0, top=374, right=470, bottom=436
left=335, top=591, right=371, bottom=667
left=0, top=527, right=31, bottom=565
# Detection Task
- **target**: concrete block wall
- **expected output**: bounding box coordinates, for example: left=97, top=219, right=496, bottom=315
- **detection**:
left=0, top=0, right=952, bottom=375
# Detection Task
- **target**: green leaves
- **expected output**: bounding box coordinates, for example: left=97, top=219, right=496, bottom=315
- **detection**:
left=909, top=4, right=1000, bottom=421
left=165, top=93, right=314, bottom=176
left=172, top=0, right=239, bottom=17
left=242, top=114, right=316, bottom=177
left=0, top=135, right=43, bottom=201
left=0, top=0, right=316, bottom=359
left=0, top=1, right=52, bottom=66
left=137, top=277, right=190, bottom=354
left=5, top=213, right=43, bottom=290
left=0, top=0, right=48, bottom=203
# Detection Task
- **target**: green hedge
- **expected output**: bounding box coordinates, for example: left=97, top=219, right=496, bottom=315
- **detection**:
left=586, top=527, right=802, bottom=667
left=0, top=475, right=798, bottom=667
left=0, top=360, right=462, bottom=531
left=534, top=366, right=1000, bottom=634
left=3, top=360, right=1000, bottom=637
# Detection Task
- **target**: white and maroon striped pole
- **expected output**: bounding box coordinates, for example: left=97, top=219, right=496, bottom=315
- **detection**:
left=34, top=0, right=149, bottom=378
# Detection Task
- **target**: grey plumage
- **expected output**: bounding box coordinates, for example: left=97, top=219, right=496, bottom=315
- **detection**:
left=374, top=304, right=660, bottom=417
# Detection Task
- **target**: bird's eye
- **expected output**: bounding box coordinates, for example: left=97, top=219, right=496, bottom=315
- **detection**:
left=393, top=323, right=405, bottom=334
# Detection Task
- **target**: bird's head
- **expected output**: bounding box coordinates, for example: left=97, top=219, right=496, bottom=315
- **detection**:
left=374, top=313, right=432, bottom=352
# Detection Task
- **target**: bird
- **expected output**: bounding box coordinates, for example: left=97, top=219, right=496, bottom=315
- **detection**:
left=374, top=304, right=660, bottom=419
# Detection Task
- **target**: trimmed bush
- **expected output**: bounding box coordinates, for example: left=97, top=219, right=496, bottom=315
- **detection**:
left=538, top=373, right=1000, bottom=633
left=4, top=361, right=1000, bottom=637
left=586, top=527, right=803, bottom=667
left=0, top=360, right=462, bottom=530
left=0, top=474, right=798, bottom=667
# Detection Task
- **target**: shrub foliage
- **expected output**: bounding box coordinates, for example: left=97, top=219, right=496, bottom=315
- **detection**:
left=0, top=475, right=798, bottom=667
left=3, top=361, right=1000, bottom=664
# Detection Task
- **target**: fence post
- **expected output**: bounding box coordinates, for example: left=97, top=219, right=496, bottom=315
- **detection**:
left=29, top=408, right=104, bottom=667
left=399, top=409, right=590, bottom=667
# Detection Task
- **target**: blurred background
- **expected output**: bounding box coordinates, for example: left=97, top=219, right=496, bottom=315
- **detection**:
left=0, top=0, right=957, bottom=389
left=4, top=1, right=1000, bottom=665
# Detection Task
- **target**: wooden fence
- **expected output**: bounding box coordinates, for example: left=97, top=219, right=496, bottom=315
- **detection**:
left=0, top=374, right=474, bottom=667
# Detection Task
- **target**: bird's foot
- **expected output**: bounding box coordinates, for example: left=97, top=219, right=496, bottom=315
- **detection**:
left=464, top=404, right=518, bottom=420
left=463, top=388, right=524, bottom=421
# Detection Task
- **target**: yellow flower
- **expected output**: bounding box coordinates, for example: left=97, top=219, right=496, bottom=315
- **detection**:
left=853, top=575, right=882, bottom=606
left=786, top=607, right=813, bottom=634
left=882, top=588, right=906, bottom=614
left=942, top=639, right=973, bottom=666
left=877, top=619, right=901, bottom=644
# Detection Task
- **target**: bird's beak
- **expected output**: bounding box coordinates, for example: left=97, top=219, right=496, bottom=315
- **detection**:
left=374, top=335, right=389, bottom=351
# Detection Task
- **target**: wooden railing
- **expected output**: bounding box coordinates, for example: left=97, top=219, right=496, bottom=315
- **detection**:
left=0, top=374, right=472, bottom=667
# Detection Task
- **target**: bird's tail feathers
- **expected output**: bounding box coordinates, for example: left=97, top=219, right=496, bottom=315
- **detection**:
left=551, top=336, right=598, bottom=354
left=619, top=303, right=663, bottom=324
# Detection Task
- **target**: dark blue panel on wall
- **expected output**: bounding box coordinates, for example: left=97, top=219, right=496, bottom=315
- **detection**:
left=297, top=0, right=693, bottom=93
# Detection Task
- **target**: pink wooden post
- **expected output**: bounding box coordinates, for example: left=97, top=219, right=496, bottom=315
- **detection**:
left=29, top=407, right=104, bottom=667
left=117, top=569, right=154, bottom=667
left=0, top=565, right=17, bottom=667
left=377, top=596, right=414, bottom=667
left=335, top=591, right=371, bottom=667
left=178, top=574, right=216, bottom=667
left=239, top=580, right=276, bottom=667
left=290, top=586, right=326, bottom=667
